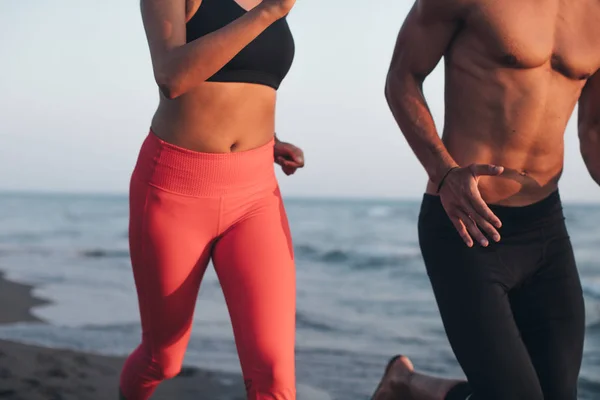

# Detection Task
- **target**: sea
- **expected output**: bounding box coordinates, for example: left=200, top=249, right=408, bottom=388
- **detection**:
left=0, top=191, right=598, bottom=400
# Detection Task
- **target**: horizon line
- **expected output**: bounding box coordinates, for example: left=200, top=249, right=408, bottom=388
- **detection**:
left=0, top=188, right=420, bottom=203
left=1, top=188, right=599, bottom=207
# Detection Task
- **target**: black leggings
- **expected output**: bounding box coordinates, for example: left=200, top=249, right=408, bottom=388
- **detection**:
left=418, top=191, right=585, bottom=400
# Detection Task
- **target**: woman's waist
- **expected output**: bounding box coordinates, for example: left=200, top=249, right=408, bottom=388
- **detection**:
left=151, top=119, right=276, bottom=153
left=132, top=130, right=277, bottom=198
left=152, top=83, right=277, bottom=152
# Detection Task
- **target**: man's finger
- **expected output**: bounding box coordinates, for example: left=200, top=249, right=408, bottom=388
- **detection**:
left=468, top=189, right=502, bottom=228
left=469, top=212, right=501, bottom=242
left=449, top=214, right=473, bottom=247
left=470, top=164, right=504, bottom=177
left=457, top=208, right=489, bottom=247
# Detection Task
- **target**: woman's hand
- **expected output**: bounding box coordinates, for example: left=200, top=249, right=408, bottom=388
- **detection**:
left=274, top=139, right=304, bottom=175
left=259, top=0, right=296, bottom=19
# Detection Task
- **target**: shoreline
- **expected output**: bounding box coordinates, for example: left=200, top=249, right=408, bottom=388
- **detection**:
left=0, top=271, right=245, bottom=400
left=0, top=271, right=48, bottom=325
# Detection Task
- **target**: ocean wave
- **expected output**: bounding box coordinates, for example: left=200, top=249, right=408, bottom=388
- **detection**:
left=578, top=376, right=600, bottom=399
left=321, top=250, right=348, bottom=263
left=0, top=232, right=42, bottom=243
left=0, top=245, right=53, bottom=257
left=295, top=244, right=320, bottom=257
left=64, top=208, right=127, bottom=223
left=295, top=244, right=420, bottom=270
left=80, top=249, right=130, bottom=259
left=587, top=319, right=600, bottom=331
left=0, top=228, right=82, bottom=242
left=583, top=280, right=600, bottom=300
left=81, top=322, right=141, bottom=332
left=366, top=206, right=393, bottom=218
left=296, top=312, right=339, bottom=333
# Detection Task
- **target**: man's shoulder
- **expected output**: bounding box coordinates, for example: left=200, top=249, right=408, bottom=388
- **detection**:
left=416, top=0, right=476, bottom=23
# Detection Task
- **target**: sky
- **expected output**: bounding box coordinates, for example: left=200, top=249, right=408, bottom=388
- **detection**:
left=1, top=1, right=598, bottom=202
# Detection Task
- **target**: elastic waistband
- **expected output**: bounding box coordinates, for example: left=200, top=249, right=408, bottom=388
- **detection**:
left=485, top=190, right=562, bottom=221
left=132, top=130, right=277, bottom=197
left=421, top=190, right=563, bottom=228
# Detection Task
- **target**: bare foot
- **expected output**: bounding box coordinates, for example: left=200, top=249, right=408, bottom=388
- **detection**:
left=371, top=355, right=466, bottom=400
left=371, top=355, right=414, bottom=400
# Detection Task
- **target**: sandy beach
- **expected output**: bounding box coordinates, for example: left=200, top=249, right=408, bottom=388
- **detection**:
left=0, top=272, right=245, bottom=400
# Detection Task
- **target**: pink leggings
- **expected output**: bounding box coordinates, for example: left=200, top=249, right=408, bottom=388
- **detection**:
left=119, top=131, right=296, bottom=399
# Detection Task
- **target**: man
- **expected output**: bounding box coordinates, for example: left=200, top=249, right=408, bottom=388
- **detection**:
left=371, top=0, right=600, bottom=399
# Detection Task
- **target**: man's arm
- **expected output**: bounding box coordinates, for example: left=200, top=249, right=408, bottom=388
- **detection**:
left=578, top=71, right=600, bottom=186
left=386, top=0, right=505, bottom=247
left=384, top=0, right=467, bottom=185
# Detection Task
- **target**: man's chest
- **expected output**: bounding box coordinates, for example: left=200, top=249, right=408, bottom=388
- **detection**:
left=465, top=0, right=600, bottom=79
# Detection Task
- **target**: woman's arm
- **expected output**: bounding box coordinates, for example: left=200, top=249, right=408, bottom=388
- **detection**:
left=141, top=0, right=291, bottom=99
left=273, top=133, right=304, bottom=175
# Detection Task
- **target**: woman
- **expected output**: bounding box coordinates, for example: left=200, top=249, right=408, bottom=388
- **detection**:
left=119, top=0, right=302, bottom=399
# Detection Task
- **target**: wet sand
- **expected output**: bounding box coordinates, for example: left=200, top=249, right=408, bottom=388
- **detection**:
left=0, top=272, right=245, bottom=400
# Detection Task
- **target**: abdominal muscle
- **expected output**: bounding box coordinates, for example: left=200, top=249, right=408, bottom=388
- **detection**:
left=424, top=62, right=582, bottom=207
left=424, top=134, right=565, bottom=206
left=150, top=81, right=277, bottom=153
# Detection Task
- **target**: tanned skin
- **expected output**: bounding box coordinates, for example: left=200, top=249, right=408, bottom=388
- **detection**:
left=385, top=0, right=600, bottom=248
left=140, top=0, right=303, bottom=171
left=119, top=2, right=301, bottom=398
left=372, top=0, right=600, bottom=398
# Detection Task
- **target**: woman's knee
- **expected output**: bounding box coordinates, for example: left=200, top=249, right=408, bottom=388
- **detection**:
left=125, top=341, right=185, bottom=382
left=152, top=358, right=183, bottom=380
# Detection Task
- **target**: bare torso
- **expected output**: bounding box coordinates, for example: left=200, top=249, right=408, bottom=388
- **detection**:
left=150, top=0, right=276, bottom=153
left=425, top=0, right=600, bottom=205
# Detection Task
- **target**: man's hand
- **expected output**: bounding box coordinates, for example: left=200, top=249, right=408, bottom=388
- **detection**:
left=438, top=164, right=505, bottom=247
left=274, top=139, right=304, bottom=175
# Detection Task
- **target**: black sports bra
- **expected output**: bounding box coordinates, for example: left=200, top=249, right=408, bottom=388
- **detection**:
left=186, top=0, right=295, bottom=90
